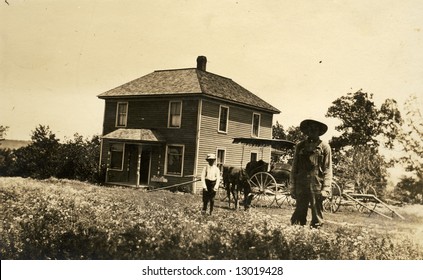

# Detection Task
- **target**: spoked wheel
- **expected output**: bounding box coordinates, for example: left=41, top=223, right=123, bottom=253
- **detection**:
left=274, top=184, right=296, bottom=207
left=248, top=172, right=278, bottom=208
left=323, top=181, right=342, bottom=213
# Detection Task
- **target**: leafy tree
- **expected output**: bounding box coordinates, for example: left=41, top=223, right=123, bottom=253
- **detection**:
left=56, top=134, right=102, bottom=182
left=325, top=90, right=402, bottom=198
left=392, top=94, right=423, bottom=201
left=11, top=125, right=60, bottom=179
left=285, top=126, right=305, bottom=143
left=333, top=145, right=387, bottom=195
left=272, top=121, right=286, bottom=140
left=394, top=176, right=423, bottom=204
left=326, top=90, right=402, bottom=151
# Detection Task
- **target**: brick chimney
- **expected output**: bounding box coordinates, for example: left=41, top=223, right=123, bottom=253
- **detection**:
left=196, top=56, right=207, bottom=71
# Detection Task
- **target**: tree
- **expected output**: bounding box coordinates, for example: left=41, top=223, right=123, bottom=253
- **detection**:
left=272, top=121, right=286, bottom=140
left=12, top=125, right=60, bottom=179
left=325, top=90, right=402, bottom=198
left=393, top=94, right=423, bottom=201
left=285, top=126, right=305, bottom=143
left=325, top=90, right=402, bottom=151
left=56, top=134, right=101, bottom=182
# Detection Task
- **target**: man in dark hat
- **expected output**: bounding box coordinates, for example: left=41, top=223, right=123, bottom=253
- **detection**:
left=290, top=119, right=333, bottom=228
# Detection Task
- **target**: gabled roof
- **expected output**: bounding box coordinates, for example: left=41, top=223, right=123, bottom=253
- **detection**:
left=98, top=68, right=280, bottom=114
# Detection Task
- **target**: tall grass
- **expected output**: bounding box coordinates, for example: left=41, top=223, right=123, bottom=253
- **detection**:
left=1, top=177, right=422, bottom=260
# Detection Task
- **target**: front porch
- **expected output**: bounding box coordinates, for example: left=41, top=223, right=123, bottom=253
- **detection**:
left=102, top=128, right=166, bottom=188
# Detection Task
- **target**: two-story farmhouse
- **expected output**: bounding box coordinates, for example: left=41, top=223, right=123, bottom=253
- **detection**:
left=98, top=56, right=280, bottom=193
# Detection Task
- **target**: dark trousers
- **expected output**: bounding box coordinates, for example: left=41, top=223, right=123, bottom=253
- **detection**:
left=202, top=179, right=216, bottom=214
left=291, top=191, right=324, bottom=228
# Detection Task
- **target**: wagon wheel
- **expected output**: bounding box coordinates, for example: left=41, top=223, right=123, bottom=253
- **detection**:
left=274, top=183, right=296, bottom=207
left=323, top=181, right=342, bottom=213
left=248, top=172, right=278, bottom=207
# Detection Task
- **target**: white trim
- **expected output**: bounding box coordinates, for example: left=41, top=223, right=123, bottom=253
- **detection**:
left=194, top=99, right=203, bottom=194
left=109, top=142, right=125, bottom=171
left=216, top=147, right=226, bottom=170
left=115, top=102, right=128, bottom=127
left=251, top=112, right=261, bottom=137
left=164, top=144, right=185, bottom=177
left=217, top=105, right=229, bottom=134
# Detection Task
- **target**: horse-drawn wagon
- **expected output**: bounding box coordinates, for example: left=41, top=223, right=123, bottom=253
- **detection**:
left=219, top=137, right=405, bottom=220
left=218, top=137, right=297, bottom=209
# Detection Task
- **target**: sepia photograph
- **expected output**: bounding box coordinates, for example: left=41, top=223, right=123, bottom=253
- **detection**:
left=1, top=0, right=422, bottom=278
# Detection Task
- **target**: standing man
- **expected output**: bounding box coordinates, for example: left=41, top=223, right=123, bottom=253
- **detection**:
left=290, top=119, right=332, bottom=228
left=201, top=154, right=221, bottom=215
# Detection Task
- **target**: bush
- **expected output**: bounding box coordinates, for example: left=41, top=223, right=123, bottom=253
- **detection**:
left=0, top=125, right=104, bottom=184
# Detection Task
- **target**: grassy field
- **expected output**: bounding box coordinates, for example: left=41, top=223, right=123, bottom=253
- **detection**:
left=1, top=177, right=422, bottom=260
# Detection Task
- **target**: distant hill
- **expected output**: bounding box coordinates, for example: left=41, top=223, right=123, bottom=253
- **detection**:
left=0, top=139, right=32, bottom=150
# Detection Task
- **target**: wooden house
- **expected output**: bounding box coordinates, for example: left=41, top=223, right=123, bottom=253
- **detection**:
left=97, top=56, right=280, bottom=193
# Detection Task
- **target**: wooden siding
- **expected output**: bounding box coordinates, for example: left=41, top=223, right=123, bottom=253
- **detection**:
left=194, top=99, right=273, bottom=192
left=101, top=97, right=200, bottom=187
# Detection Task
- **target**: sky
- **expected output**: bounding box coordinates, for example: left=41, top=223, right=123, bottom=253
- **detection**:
left=1, top=0, right=422, bottom=143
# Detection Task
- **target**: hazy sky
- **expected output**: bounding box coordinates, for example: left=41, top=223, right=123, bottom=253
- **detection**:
left=1, top=0, right=422, bottom=142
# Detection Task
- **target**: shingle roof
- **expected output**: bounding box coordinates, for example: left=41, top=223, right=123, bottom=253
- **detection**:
left=102, top=128, right=165, bottom=142
left=98, top=68, right=280, bottom=113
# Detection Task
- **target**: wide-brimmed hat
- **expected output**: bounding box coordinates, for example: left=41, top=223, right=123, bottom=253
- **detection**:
left=205, top=153, right=216, bottom=160
left=300, top=119, right=328, bottom=136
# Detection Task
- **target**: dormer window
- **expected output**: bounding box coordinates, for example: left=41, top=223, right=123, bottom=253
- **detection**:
left=168, top=101, right=182, bottom=128
left=116, top=102, right=128, bottom=127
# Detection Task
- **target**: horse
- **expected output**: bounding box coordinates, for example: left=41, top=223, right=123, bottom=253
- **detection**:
left=243, top=160, right=269, bottom=209
left=222, top=165, right=248, bottom=210
left=223, top=160, right=270, bottom=210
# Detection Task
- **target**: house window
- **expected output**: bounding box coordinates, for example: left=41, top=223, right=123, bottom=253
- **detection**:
left=250, top=152, right=258, bottom=163
left=165, top=145, right=184, bottom=175
left=116, top=102, right=128, bottom=127
left=168, top=101, right=182, bottom=128
left=252, top=113, right=260, bottom=137
left=218, top=106, right=229, bottom=133
left=109, top=143, right=124, bottom=170
left=216, top=149, right=226, bottom=170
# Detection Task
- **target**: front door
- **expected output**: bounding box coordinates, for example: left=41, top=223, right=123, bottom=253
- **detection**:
left=139, top=149, right=151, bottom=185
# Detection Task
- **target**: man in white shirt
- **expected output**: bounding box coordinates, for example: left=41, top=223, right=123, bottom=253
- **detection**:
left=201, top=153, right=221, bottom=215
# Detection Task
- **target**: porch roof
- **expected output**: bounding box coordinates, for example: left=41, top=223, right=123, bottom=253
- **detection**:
left=102, top=129, right=165, bottom=143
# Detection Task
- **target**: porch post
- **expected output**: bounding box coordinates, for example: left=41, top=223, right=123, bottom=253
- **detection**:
left=136, top=145, right=142, bottom=188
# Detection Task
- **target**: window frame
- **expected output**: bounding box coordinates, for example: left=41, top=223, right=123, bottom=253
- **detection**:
left=115, top=102, right=128, bottom=127
left=218, top=105, right=229, bottom=133
left=216, top=148, right=226, bottom=171
left=165, top=144, right=185, bottom=176
left=251, top=112, right=261, bottom=137
left=109, top=142, right=125, bottom=171
left=250, top=151, right=258, bottom=163
left=168, top=100, right=183, bottom=128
